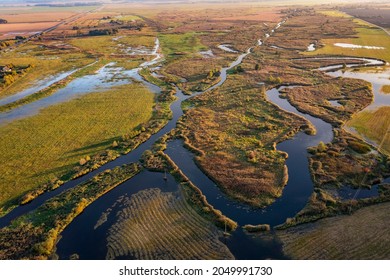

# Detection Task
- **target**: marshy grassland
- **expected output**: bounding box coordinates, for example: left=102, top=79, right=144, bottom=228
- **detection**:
left=0, top=83, right=154, bottom=215
left=177, top=73, right=310, bottom=207
left=1, top=1, right=390, bottom=261
left=277, top=202, right=390, bottom=259
left=0, top=43, right=96, bottom=99
left=106, top=188, right=234, bottom=260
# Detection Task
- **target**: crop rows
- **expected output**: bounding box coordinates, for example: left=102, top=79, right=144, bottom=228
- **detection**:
left=277, top=202, right=390, bottom=259
left=106, top=188, right=233, bottom=260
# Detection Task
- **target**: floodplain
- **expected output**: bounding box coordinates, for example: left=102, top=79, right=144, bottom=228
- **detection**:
left=0, top=0, right=389, bottom=260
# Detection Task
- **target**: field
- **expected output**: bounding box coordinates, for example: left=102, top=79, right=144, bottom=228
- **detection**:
left=277, top=202, right=390, bottom=259
left=310, top=10, right=390, bottom=62
left=106, top=188, right=234, bottom=260
left=0, top=83, right=154, bottom=212
left=341, top=7, right=390, bottom=29
left=347, top=106, right=390, bottom=155
left=0, top=22, right=58, bottom=38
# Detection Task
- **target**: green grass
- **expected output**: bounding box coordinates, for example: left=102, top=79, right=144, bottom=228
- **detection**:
left=0, top=45, right=95, bottom=99
left=68, top=36, right=120, bottom=55
left=158, top=32, right=207, bottom=57
left=0, top=83, right=154, bottom=210
left=116, top=35, right=156, bottom=48
left=309, top=11, right=390, bottom=62
left=114, top=15, right=142, bottom=21
left=347, top=106, right=390, bottom=155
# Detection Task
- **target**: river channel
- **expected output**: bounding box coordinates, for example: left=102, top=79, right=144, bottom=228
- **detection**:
left=0, top=22, right=388, bottom=259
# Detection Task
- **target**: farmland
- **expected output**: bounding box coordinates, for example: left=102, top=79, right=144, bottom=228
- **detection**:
left=277, top=202, right=390, bottom=259
left=106, top=188, right=233, bottom=260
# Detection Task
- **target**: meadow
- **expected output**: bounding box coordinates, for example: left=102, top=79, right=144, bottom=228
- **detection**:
left=347, top=106, right=390, bottom=155
left=0, top=83, right=154, bottom=214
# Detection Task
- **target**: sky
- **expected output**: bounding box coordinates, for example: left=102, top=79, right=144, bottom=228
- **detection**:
left=0, top=0, right=388, bottom=5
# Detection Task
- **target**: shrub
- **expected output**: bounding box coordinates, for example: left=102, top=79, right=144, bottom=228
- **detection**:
left=348, top=140, right=370, bottom=154
left=317, top=141, right=327, bottom=153
left=243, top=224, right=271, bottom=232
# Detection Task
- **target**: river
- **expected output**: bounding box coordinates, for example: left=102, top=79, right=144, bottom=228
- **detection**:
left=1, top=21, right=388, bottom=259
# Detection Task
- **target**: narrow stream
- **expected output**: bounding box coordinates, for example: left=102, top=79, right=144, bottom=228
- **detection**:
left=0, top=69, right=78, bottom=106
left=0, top=39, right=162, bottom=125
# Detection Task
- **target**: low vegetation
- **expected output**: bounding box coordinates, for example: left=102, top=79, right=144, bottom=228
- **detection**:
left=308, top=129, right=390, bottom=188
left=347, top=107, right=390, bottom=155
left=281, top=77, right=372, bottom=127
left=0, top=83, right=154, bottom=215
left=381, top=85, right=390, bottom=94
left=243, top=224, right=271, bottom=233
left=106, top=188, right=234, bottom=260
left=277, top=202, right=390, bottom=259
left=308, top=10, right=390, bottom=62
left=0, top=42, right=95, bottom=100
left=0, top=163, right=141, bottom=260
left=177, top=74, right=310, bottom=207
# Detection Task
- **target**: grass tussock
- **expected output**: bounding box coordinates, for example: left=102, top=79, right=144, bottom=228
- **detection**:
left=381, top=85, right=390, bottom=94
left=308, top=129, right=389, bottom=190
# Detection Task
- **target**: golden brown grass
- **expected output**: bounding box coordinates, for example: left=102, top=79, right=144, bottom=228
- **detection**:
left=106, top=188, right=234, bottom=260
left=381, top=85, right=390, bottom=94
left=178, top=74, right=308, bottom=207
left=347, top=106, right=390, bottom=155
left=277, top=202, right=390, bottom=259
left=284, top=76, right=372, bottom=126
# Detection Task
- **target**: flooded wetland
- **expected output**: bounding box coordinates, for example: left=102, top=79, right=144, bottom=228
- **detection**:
left=0, top=0, right=389, bottom=260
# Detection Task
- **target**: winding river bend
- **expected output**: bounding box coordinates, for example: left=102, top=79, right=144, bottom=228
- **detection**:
left=1, top=21, right=388, bottom=259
